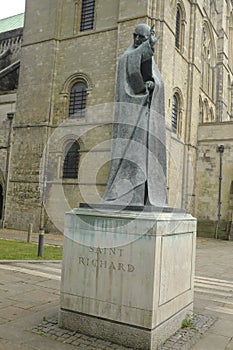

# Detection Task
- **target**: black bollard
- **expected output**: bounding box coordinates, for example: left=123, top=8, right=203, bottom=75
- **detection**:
left=38, top=228, right=45, bottom=257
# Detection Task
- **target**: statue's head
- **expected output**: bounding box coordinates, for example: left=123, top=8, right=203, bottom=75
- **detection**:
left=133, top=24, right=151, bottom=48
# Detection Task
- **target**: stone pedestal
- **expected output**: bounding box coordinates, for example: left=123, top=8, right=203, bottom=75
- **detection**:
left=59, top=207, right=196, bottom=350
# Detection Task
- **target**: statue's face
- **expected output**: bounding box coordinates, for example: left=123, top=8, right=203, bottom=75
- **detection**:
left=133, top=24, right=150, bottom=48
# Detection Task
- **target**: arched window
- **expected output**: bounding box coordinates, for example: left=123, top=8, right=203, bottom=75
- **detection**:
left=175, top=7, right=181, bottom=49
left=80, top=0, right=96, bottom=32
left=229, top=12, right=233, bottom=72
left=201, top=22, right=216, bottom=99
left=69, top=82, right=87, bottom=119
left=171, top=91, right=183, bottom=136
left=175, top=2, right=185, bottom=51
left=63, top=142, right=80, bottom=179
left=228, top=75, right=233, bottom=120
left=172, top=94, right=178, bottom=132
left=209, top=107, right=214, bottom=122
left=199, top=97, right=204, bottom=123
left=203, top=99, right=209, bottom=122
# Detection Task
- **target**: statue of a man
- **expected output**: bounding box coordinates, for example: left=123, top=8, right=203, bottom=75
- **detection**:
left=103, top=23, right=167, bottom=207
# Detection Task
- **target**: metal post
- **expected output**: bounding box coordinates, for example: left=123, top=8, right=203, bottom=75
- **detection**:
left=27, top=223, right=33, bottom=243
left=38, top=227, right=45, bottom=257
left=2, top=112, right=14, bottom=228
left=215, top=145, right=224, bottom=239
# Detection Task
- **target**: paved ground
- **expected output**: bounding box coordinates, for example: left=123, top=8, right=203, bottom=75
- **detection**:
left=193, top=238, right=233, bottom=350
left=0, top=230, right=233, bottom=349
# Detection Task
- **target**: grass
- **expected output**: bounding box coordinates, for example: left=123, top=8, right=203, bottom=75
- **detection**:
left=182, top=313, right=194, bottom=329
left=0, top=239, right=63, bottom=260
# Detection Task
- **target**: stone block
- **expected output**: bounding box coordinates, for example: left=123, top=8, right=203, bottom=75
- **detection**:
left=59, top=208, right=196, bottom=349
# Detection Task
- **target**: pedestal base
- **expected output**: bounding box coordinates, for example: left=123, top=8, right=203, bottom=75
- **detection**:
left=59, top=304, right=192, bottom=350
left=59, top=208, right=196, bottom=349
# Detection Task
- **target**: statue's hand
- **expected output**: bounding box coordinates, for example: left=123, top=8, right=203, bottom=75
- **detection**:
left=149, top=25, right=160, bottom=47
left=145, top=81, right=155, bottom=91
left=149, top=33, right=161, bottom=47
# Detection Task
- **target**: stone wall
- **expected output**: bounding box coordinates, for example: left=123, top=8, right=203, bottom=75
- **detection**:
left=0, top=92, right=16, bottom=226
left=196, top=122, right=233, bottom=238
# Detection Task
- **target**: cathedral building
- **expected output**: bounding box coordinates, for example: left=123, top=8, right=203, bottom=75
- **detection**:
left=0, top=13, right=24, bottom=227
left=0, top=0, right=232, bottom=238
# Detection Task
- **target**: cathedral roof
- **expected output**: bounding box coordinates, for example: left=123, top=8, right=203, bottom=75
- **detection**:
left=0, top=13, right=24, bottom=34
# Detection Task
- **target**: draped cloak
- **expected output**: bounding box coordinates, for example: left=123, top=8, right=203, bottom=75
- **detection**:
left=103, top=40, right=167, bottom=207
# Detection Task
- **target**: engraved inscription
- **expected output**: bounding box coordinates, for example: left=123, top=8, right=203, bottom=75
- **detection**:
left=89, top=247, right=124, bottom=257
left=78, top=247, right=135, bottom=273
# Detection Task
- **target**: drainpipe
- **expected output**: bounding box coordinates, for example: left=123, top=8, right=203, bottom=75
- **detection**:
left=215, top=144, right=224, bottom=239
left=2, top=112, right=14, bottom=228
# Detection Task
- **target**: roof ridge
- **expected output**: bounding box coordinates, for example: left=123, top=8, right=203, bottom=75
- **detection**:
left=0, top=13, right=24, bottom=22
left=0, top=13, right=24, bottom=34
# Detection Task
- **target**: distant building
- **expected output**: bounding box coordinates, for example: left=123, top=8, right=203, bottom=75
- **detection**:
left=0, top=13, right=24, bottom=90
left=0, top=1, right=232, bottom=238
left=0, top=13, right=24, bottom=227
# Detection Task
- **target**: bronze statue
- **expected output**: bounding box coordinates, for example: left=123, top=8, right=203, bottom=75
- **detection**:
left=103, top=24, right=167, bottom=207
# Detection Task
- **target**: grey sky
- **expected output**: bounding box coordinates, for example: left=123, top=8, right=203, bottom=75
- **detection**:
left=0, top=0, right=26, bottom=20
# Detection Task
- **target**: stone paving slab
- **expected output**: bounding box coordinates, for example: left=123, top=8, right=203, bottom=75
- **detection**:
left=159, top=314, right=215, bottom=349
left=191, top=333, right=231, bottom=350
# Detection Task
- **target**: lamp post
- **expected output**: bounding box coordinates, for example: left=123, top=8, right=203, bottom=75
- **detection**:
left=2, top=112, right=14, bottom=227
left=215, top=145, right=224, bottom=239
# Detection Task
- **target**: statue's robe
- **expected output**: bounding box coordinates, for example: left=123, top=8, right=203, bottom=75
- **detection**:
left=103, top=40, right=167, bottom=207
